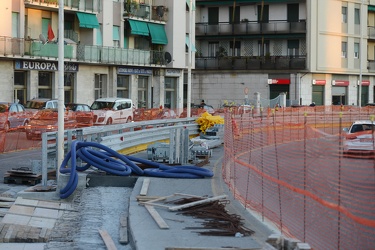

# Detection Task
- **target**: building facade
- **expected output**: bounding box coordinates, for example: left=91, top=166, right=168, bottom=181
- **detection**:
left=192, top=0, right=375, bottom=109
left=0, top=0, right=195, bottom=111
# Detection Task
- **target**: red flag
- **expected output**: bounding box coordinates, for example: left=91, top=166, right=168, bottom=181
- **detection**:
left=48, top=23, right=55, bottom=41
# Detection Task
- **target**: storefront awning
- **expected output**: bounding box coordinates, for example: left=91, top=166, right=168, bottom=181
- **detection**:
left=128, top=20, right=149, bottom=36
left=147, top=23, right=168, bottom=45
left=76, top=12, right=99, bottom=29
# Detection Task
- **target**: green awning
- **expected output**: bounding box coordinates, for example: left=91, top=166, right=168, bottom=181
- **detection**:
left=185, top=35, right=196, bottom=52
left=113, top=26, right=120, bottom=41
left=128, top=20, right=149, bottom=36
left=369, top=5, right=375, bottom=12
left=76, top=12, right=99, bottom=29
left=147, top=23, right=168, bottom=45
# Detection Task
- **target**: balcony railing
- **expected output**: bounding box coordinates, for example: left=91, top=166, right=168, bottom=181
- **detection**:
left=0, top=36, right=167, bottom=66
left=25, top=0, right=101, bottom=13
left=123, top=3, right=168, bottom=22
left=196, top=20, right=306, bottom=36
left=195, top=56, right=306, bottom=71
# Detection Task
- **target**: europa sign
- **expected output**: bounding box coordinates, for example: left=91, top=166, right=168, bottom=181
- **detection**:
left=15, top=60, right=78, bottom=72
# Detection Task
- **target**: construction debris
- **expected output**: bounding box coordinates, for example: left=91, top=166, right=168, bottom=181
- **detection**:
left=170, top=197, right=255, bottom=237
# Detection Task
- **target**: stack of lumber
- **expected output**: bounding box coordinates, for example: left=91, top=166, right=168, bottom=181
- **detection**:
left=3, top=168, right=41, bottom=186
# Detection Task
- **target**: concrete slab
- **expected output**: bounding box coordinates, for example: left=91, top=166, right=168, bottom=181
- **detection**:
left=0, top=243, right=47, bottom=250
left=2, top=214, right=31, bottom=226
left=14, top=197, right=38, bottom=207
left=28, top=217, right=56, bottom=229
left=37, top=200, right=60, bottom=209
left=9, top=205, right=35, bottom=216
left=33, top=207, right=59, bottom=219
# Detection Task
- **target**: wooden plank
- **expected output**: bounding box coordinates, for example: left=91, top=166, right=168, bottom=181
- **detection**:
left=136, top=196, right=165, bottom=202
left=0, top=197, right=16, bottom=202
left=139, top=178, right=150, bottom=196
left=118, top=214, right=128, bottom=244
left=169, top=195, right=227, bottom=211
left=144, top=205, right=169, bottom=229
left=139, top=194, right=175, bottom=206
left=99, top=229, right=118, bottom=250
left=0, top=202, right=13, bottom=208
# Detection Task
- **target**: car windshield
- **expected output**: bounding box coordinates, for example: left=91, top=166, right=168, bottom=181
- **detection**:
left=91, top=101, right=114, bottom=110
left=0, top=104, right=8, bottom=113
left=25, top=101, right=45, bottom=109
left=350, top=124, right=375, bottom=133
left=66, top=104, right=78, bottom=111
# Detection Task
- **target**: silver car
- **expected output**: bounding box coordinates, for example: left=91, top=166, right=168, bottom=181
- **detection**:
left=0, top=102, right=31, bottom=131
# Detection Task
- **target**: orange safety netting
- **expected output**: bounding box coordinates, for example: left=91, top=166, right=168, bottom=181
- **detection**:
left=223, top=105, right=375, bottom=250
left=0, top=107, right=225, bottom=153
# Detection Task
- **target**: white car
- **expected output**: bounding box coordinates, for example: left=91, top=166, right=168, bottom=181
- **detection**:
left=91, top=98, right=134, bottom=125
left=343, top=120, right=375, bottom=155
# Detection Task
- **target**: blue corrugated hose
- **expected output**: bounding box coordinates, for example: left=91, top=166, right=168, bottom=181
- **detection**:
left=59, top=141, right=213, bottom=198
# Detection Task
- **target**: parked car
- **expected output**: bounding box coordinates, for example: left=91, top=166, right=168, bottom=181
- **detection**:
left=25, top=109, right=77, bottom=140
left=24, top=98, right=60, bottom=111
left=180, top=104, right=215, bottom=118
left=342, top=120, right=375, bottom=156
left=0, top=102, right=32, bottom=131
left=134, top=108, right=178, bottom=121
left=65, top=103, right=93, bottom=127
left=91, top=98, right=134, bottom=125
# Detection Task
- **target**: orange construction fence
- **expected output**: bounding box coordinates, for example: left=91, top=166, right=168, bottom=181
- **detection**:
left=223, top=105, right=375, bottom=250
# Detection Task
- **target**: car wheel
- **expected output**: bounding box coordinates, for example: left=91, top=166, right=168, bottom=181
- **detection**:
left=26, top=132, right=33, bottom=140
left=126, top=116, right=132, bottom=123
left=106, top=118, right=112, bottom=125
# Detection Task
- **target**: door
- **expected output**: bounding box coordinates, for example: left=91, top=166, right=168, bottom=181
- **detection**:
left=287, top=4, right=299, bottom=22
left=257, top=4, right=269, bottom=23
left=312, top=85, right=324, bottom=105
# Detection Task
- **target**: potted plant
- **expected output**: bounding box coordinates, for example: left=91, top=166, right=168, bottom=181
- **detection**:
left=126, top=0, right=139, bottom=14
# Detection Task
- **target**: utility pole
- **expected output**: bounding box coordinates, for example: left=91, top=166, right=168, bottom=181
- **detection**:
left=57, top=0, right=65, bottom=182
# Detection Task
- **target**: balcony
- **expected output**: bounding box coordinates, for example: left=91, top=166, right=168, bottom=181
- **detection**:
left=196, top=20, right=306, bottom=36
left=0, top=36, right=167, bottom=66
left=25, top=0, right=101, bottom=13
left=124, top=3, right=168, bottom=22
left=195, top=56, right=306, bottom=71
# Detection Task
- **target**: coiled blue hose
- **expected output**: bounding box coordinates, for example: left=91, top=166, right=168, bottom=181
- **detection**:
left=59, top=141, right=214, bottom=198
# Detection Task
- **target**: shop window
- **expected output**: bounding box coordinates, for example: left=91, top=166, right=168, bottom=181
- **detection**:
left=38, top=72, right=52, bottom=98
left=138, top=76, right=148, bottom=108
left=117, top=75, right=129, bottom=98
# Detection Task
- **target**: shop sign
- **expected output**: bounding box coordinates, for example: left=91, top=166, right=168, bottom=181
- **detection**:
left=118, top=67, right=152, bottom=75
left=15, top=60, right=78, bottom=72
left=332, top=80, right=349, bottom=86
left=267, top=79, right=290, bottom=84
left=165, top=69, right=181, bottom=77
left=312, top=80, right=326, bottom=85
left=358, top=80, right=370, bottom=86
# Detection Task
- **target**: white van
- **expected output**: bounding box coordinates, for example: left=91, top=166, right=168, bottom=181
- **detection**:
left=91, top=98, right=134, bottom=125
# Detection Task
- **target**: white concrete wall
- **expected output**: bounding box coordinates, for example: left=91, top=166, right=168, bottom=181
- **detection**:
left=0, top=62, right=15, bottom=102
left=0, top=0, right=12, bottom=37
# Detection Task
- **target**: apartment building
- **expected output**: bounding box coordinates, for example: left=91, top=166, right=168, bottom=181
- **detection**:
left=0, top=0, right=195, bottom=111
left=192, top=0, right=375, bottom=108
